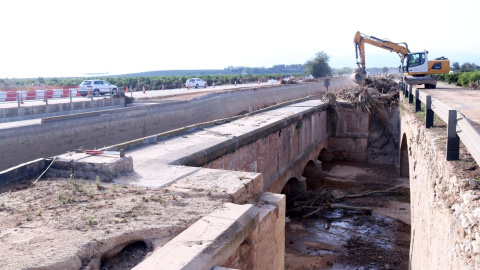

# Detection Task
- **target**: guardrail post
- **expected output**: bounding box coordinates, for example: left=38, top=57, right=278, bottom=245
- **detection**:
left=398, top=82, right=401, bottom=92
left=408, top=85, right=413, bottom=104
left=426, top=95, right=433, bottom=128
left=17, top=93, right=21, bottom=107
left=446, top=110, right=460, bottom=161
left=402, top=82, right=405, bottom=95
left=415, top=89, right=420, bottom=112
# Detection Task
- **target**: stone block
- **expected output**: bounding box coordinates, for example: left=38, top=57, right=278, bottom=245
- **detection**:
left=46, top=152, right=133, bottom=181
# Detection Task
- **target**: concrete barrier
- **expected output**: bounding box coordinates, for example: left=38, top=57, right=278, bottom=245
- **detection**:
left=53, top=89, right=62, bottom=98
left=0, top=158, right=46, bottom=186
left=26, top=90, right=37, bottom=100
left=36, top=90, right=46, bottom=100
left=0, top=81, right=348, bottom=171
left=5, top=91, right=17, bottom=101
left=0, top=92, right=5, bottom=102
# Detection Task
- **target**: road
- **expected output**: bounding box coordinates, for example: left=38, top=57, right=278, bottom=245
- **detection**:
left=420, top=82, right=480, bottom=131
left=0, top=82, right=282, bottom=109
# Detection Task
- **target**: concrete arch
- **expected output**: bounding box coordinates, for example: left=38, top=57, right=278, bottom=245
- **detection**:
left=400, top=133, right=409, bottom=177
left=281, top=177, right=306, bottom=196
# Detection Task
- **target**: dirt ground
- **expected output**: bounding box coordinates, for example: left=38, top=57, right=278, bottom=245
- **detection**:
left=284, top=161, right=411, bottom=270
left=0, top=177, right=228, bottom=269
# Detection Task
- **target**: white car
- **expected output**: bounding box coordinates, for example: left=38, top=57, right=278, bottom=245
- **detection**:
left=185, top=78, right=207, bottom=88
left=78, top=80, right=118, bottom=96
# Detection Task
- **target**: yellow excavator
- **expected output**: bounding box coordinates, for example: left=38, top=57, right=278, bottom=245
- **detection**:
left=351, top=31, right=450, bottom=89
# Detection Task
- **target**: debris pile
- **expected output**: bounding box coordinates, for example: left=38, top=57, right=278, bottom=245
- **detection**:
left=323, top=76, right=399, bottom=138
left=287, top=186, right=404, bottom=218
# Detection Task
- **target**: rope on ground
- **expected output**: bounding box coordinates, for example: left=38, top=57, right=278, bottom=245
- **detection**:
left=33, top=157, right=57, bottom=185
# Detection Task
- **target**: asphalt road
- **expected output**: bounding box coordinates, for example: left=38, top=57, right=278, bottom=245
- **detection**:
left=0, top=82, right=282, bottom=109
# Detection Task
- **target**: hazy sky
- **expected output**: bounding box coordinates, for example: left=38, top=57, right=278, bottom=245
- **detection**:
left=1, top=0, right=479, bottom=78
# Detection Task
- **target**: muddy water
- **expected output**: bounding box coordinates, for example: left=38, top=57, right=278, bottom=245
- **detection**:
left=285, top=161, right=410, bottom=270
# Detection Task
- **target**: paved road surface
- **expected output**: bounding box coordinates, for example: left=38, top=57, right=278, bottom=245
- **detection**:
left=421, top=82, right=480, bottom=131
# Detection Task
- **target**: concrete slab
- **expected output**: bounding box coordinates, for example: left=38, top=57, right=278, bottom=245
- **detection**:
left=46, top=152, right=133, bottom=181
left=133, top=203, right=259, bottom=270
left=107, top=99, right=326, bottom=190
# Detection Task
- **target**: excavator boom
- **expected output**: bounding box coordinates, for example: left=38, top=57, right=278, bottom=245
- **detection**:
left=352, top=31, right=410, bottom=84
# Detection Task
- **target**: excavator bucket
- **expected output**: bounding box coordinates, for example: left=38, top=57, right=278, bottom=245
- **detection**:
left=351, top=69, right=367, bottom=85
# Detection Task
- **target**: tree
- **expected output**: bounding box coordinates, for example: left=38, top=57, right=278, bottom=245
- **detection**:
left=305, top=51, right=332, bottom=78
left=451, top=62, right=460, bottom=71
left=461, top=62, right=476, bottom=72
left=381, top=67, right=389, bottom=74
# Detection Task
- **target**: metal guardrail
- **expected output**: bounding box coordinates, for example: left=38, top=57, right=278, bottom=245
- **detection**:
left=399, top=81, right=480, bottom=166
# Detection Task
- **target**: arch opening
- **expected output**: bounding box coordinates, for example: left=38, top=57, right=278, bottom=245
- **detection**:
left=400, top=133, right=410, bottom=177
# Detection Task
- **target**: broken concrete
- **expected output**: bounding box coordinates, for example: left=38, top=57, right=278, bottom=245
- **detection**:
left=46, top=153, right=133, bottom=181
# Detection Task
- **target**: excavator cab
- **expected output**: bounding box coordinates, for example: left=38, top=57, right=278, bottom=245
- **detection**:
left=403, top=51, right=450, bottom=77
left=403, top=52, right=429, bottom=74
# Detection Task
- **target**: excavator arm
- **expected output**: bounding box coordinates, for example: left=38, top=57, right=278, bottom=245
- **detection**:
left=354, top=31, right=410, bottom=70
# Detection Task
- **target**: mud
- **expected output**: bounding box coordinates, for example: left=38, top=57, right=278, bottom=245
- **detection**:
left=285, top=160, right=410, bottom=269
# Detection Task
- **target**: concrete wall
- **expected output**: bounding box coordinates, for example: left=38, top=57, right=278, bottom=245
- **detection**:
left=0, top=97, right=125, bottom=123
left=402, top=108, right=480, bottom=269
left=1, top=82, right=337, bottom=172
left=134, top=193, right=285, bottom=270
left=222, top=193, right=285, bottom=270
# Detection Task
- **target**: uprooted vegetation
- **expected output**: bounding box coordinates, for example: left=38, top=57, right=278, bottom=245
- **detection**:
left=322, top=76, right=399, bottom=141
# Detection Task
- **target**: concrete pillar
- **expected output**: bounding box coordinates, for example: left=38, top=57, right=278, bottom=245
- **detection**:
left=408, top=85, right=413, bottom=104
left=415, top=89, right=420, bottom=112
left=446, top=110, right=460, bottom=161
left=425, top=95, right=433, bottom=128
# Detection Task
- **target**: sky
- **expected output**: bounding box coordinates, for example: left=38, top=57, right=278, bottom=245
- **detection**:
left=1, top=0, right=479, bottom=78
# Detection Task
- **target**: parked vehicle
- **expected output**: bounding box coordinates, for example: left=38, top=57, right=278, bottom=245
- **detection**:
left=185, top=78, right=207, bottom=88
left=78, top=80, right=118, bottom=96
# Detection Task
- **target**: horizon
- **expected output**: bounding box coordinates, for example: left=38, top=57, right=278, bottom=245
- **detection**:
left=1, top=0, right=479, bottom=79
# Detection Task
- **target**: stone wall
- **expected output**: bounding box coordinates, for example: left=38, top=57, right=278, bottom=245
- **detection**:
left=222, top=193, right=285, bottom=270
left=133, top=194, right=285, bottom=270
left=204, top=108, right=329, bottom=193
left=1, top=81, right=340, bottom=172
left=402, top=108, right=480, bottom=269
left=328, top=105, right=400, bottom=167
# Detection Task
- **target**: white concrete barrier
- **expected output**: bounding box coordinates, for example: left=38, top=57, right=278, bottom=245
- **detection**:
left=0, top=92, right=6, bottom=102
left=36, top=90, right=46, bottom=100
left=53, top=89, right=62, bottom=98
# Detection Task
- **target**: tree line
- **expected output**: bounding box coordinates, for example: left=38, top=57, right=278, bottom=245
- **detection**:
left=0, top=52, right=335, bottom=90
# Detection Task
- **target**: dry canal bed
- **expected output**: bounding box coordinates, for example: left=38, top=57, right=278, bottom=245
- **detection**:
left=285, top=161, right=410, bottom=269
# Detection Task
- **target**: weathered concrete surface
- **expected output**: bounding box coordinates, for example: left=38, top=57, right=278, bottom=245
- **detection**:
left=0, top=80, right=351, bottom=172
left=46, top=153, right=133, bottom=181
left=402, top=104, right=480, bottom=269
left=0, top=96, right=125, bottom=123
left=133, top=203, right=260, bottom=270
left=0, top=158, right=46, bottom=186
left=107, top=100, right=330, bottom=195
left=222, top=193, right=286, bottom=270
